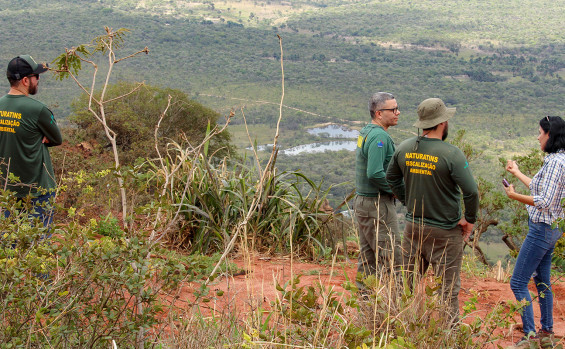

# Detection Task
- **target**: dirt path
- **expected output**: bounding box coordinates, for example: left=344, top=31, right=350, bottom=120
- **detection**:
left=176, top=254, right=565, bottom=348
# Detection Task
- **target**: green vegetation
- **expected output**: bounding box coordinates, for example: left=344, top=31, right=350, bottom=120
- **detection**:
left=144, top=141, right=341, bottom=255
left=69, top=81, right=234, bottom=165
left=0, top=190, right=188, bottom=347
left=285, top=0, right=564, bottom=46
left=0, top=0, right=562, bottom=127
left=1, top=0, right=561, bottom=219
left=0, top=3, right=563, bottom=347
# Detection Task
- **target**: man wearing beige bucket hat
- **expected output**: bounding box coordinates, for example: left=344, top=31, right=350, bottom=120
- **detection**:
left=386, top=98, right=479, bottom=321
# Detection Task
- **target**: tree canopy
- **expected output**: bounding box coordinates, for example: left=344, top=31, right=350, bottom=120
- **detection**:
left=69, top=82, right=234, bottom=164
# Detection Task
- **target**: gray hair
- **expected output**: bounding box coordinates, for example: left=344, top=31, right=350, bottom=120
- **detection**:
left=368, top=92, right=395, bottom=119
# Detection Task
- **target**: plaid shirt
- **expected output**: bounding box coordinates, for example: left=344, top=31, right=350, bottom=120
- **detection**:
left=527, top=150, right=565, bottom=224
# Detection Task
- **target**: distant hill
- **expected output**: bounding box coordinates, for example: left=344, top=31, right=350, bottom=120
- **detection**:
left=0, top=0, right=562, bottom=146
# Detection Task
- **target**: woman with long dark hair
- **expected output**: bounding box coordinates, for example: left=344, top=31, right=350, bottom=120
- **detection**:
left=504, top=116, right=565, bottom=348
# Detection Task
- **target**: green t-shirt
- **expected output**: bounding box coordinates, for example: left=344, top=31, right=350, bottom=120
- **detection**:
left=355, top=124, right=395, bottom=197
left=0, top=94, right=62, bottom=197
left=386, top=136, right=479, bottom=229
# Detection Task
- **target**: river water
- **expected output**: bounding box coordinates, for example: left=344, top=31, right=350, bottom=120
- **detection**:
left=306, top=124, right=359, bottom=139
left=249, top=124, right=359, bottom=156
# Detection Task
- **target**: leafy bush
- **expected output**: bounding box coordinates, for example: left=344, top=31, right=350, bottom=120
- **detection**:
left=0, top=189, right=214, bottom=347
left=90, top=213, right=125, bottom=238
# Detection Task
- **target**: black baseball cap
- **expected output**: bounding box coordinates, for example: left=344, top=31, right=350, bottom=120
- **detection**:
left=6, top=55, right=49, bottom=80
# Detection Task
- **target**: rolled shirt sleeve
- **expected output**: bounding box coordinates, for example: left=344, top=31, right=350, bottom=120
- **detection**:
left=529, top=153, right=565, bottom=223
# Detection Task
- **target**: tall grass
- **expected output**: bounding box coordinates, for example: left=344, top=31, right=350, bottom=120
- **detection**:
left=143, top=141, right=338, bottom=258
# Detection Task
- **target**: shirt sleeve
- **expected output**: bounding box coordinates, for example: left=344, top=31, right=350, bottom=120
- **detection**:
left=533, top=158, right=565, bottom=211
left=450, top=149, right=479, bottom=223
left=364, top=134, right=393, bottom=194
left=37, top=106, right=62, bottom=147
left=386, top=149, right=405, bottom=204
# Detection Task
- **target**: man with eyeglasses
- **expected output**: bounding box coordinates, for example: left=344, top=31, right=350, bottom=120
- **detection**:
left=386, top=98, right=478, bottom=323
left=354, top=92, right=402, bottom=291
left=0, top=55, right=62, bottom=231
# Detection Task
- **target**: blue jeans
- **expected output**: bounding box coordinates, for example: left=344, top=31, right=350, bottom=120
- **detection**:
left=510, top=219, right=563, bottom=335
left=2, top=191, right=55, bottom=241
left=27, top=192, right=56, bottom=232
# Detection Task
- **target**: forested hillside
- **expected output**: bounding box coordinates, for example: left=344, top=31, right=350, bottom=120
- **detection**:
left=0, top=0, right=562, bottom=123
left=0, top=0, right=563, bottom=206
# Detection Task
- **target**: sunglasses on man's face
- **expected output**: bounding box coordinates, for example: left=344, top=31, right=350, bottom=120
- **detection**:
left=378, top=107, right=399, bottom=113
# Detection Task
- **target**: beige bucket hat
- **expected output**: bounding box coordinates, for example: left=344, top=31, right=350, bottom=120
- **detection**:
left=413, top=98, right=456, bottom=129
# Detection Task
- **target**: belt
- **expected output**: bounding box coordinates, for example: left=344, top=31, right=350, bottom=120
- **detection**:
left=357, top=193, right=394, bottom=200
left=379, top=192, right=394, bottom=200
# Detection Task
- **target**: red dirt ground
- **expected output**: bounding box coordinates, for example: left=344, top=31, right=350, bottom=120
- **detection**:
left=175, top=253, right=565, bottom=348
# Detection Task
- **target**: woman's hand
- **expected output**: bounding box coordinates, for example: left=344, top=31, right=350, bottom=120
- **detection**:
left=505, top=160, right=533, bottom=187
left=506, top=160, right=520, bottom=176
left=504, top=183, right=535, bottom=206
left=503, top=183, right=516, bottom=199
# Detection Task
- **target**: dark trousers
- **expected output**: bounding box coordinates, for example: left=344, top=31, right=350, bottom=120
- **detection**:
left=402, top=220, right=464, bottom=319
left=354, top=194, right=402, bottom=287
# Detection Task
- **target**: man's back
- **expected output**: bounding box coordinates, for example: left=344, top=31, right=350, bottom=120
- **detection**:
left=387, top=136, right=479, bottom=229
left=0, top=94, right=62, bottom=197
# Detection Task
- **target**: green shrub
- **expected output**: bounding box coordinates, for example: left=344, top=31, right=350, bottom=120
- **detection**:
left=0, top=190, right=213, bottom=347
left=90, top=213, right=125, bottom=238
left=143, top=142, right=336, bottom=258
left=69, top=82, right=235, bottom=166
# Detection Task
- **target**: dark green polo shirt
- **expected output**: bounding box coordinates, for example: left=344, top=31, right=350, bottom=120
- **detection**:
left=0, top=94, right=62, bottom=197
left=355, top=124, right=395, bottom=197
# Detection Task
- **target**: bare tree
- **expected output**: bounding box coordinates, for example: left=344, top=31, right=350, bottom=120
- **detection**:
left=53, top=27, right=151, bottom=349
left=451, top=130, right=507, bottom=265
left=53, top=27, right=149, bottom=226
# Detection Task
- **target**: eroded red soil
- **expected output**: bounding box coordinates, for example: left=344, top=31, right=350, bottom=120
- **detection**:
left=174, top=253, right=565, bottom=348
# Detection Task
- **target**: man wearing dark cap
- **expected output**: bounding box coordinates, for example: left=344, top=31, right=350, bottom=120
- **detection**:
left=0, top=55, right=62, bottom=229
left=354, top=92, right=402, bottom=290
left=386, top=98, right=479, bottom=321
